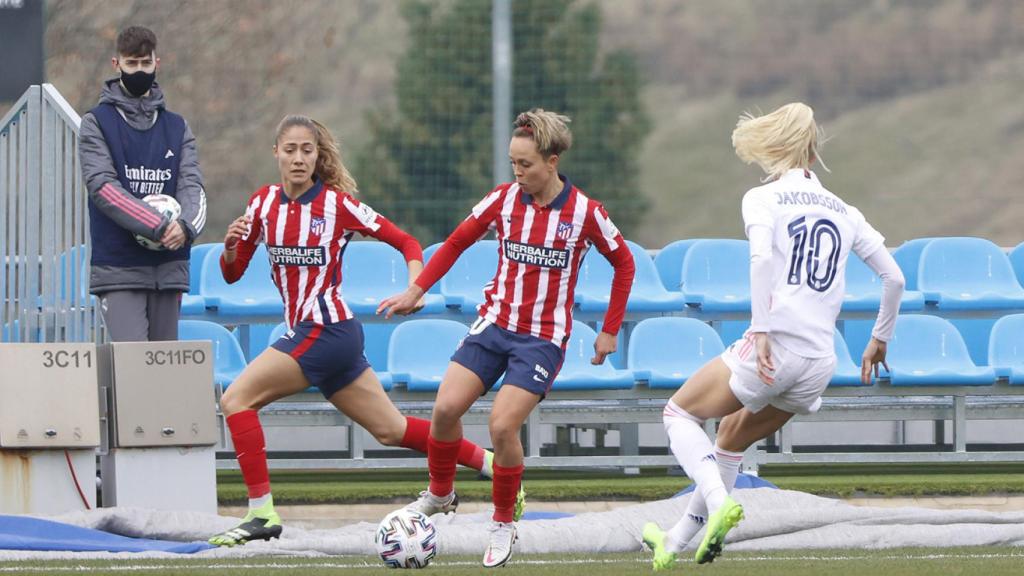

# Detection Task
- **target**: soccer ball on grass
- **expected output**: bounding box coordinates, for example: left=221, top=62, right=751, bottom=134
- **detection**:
left=374, top=508, right=437, bottom=569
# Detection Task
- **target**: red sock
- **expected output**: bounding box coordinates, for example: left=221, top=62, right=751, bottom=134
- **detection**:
left=402, top=417, right=486, bottom=471
left=427, top=434, right=462, bottom=497
left=492, top=462, right=524, bottom=523
left=226, top=410, right=270, bottom=498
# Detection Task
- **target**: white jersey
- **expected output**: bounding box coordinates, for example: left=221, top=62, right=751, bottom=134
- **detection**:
left=742, top=169, right=886, bottom=357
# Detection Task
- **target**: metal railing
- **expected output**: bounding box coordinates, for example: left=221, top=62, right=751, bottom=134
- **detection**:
left=1, top=84, right=97, bottom=343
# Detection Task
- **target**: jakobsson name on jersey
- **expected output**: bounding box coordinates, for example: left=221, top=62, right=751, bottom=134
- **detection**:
left=503, top=239, right=570, bottom=269
left=774, top=190, right=847, bottom=215
left=267, top=245, right=326, bottom=266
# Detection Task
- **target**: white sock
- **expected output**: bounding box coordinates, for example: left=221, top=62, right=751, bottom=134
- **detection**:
left=662, top=400, right=727, bottom=514
left=665, top=444, right=744, bottom=551
left=481, top=450, right=495, bottom=479
left=249, top=492, right=273, bottom=511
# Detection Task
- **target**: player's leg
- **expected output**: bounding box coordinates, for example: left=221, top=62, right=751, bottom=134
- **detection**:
left=98, top=290, right=149, bottom=342
left=145, top=290, right=180, bottom=341
left=659, top=407, right=791, bottom=559
left=643, top=357, right=743, bottom=568
left=209, top=347, right=310, bottom=546
left=404, top=361, right=487, bottom=516
left=656, top=439, right=745, bottom=560
left=666, top=357, right=743, bottom=515
left=716, top=404, right=795, bottom=453
left=327, top=367, right=492, bottom=475
left=482, top=384, right=539, bottom=568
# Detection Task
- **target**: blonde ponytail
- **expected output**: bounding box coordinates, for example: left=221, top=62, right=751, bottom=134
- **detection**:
left=731, top=102, right=828, bottom=180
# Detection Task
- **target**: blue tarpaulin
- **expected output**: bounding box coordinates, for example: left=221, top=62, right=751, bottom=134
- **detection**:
left=0, top=515, right=214, bottom=554
left=674, top=472, right=778, bottom=497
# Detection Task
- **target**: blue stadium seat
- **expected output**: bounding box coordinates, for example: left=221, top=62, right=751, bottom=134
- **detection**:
left=232, top=323, right=279, bottom=361
left=268, top=321, right=289, bottom=345
left=199, top=244, right=283, bottom=318
left=653, top=239, right=707, bottom=292
left=917, top=237, right=1024, bottom=310
left=988, top=314, right=1024, bottom=385
left=830, top=328, right=865, bottom=387
left=551, top=321, right=635, bottom=391
left=58, top=244, right=90, bottom=302
left=576, top=240, right=685, bottom=313
left=362, top=322, right=396, bottom=390
left=38, top=245, right=93, bottom=311
left=342, top=241, right=444, bottom=315
left=387, top=319, right=466, bottom=392
left=881, top=315, right=995, bottom=386
left=181, top=243, right=218, bottom=315
left=178, top=320, right=247, bottom=389
left=422, top=242, right=443, bottom=295
left=1009, top=241, right=1024, bottom=290
left=627, top=317, right=724, bottom=389
left=680, top=239, right=750, bottom=313
left=259, top=320, right=393, bottom=390
left=891, top=237, right=938, bottom=291
left=843, top=252, right=925, bottom=312
left=439, top=240, right=499, bottom=313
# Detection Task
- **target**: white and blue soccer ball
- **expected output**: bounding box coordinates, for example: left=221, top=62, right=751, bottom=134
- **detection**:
left=374, top=508, right=437, bottom=569
left=134, top=194, right=181, bottom=250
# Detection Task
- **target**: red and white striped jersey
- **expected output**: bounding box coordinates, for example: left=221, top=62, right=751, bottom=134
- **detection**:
left=417, top=177, right=634, bottom=347
left=222, top=181, right=422, bottom=328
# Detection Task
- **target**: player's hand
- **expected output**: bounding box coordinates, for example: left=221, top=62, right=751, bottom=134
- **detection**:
left=160, top=220, right=186, bottom=251
left=860, top=337, right=889, bottom=385
left=377, top=285, right=425, bottom=319
left=592, top=331, right=617, bottom=365
left=754, top=332, right=775, bottom=385
left=410, top=295, right=426, bottom=315
left=224, top=215, right=251, bottom=251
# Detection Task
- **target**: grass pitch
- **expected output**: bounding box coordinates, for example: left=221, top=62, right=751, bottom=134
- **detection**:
left=6, top=548, right=1024, bottom=575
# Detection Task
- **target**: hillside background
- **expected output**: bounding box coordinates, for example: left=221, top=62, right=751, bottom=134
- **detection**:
left=4, top=0, right=1023, bottom=247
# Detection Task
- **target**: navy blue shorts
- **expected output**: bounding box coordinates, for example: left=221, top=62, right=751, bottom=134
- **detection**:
left=451, top=319, right=564, bottom=396
left=271, top=318, right=372, bottom=399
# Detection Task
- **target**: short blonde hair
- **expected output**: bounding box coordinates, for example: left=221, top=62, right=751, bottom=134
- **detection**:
left=731, top=102, right=828, bottom=180
left=512, top=108, right=573, bottom=157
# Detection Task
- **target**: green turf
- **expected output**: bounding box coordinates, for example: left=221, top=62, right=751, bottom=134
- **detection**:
left=215, top=464, right=1024, bottom=505
left=9, top=548, right=1024, bottom=575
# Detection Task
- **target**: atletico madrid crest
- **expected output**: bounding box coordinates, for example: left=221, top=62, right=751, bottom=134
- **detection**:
left=310, top=217, right=326, bottom=236
left=556, top=220, right=574, bottom=240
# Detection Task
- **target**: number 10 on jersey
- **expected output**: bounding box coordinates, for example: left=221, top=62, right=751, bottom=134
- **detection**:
left=787, top=216, right=841, bottom=292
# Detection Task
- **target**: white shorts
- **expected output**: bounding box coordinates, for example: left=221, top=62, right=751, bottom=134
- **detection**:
left=721, top=333, right=836, bottom=415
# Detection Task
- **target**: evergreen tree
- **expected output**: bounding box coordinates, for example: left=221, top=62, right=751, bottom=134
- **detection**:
left=356, top=0, right=649, bottom=244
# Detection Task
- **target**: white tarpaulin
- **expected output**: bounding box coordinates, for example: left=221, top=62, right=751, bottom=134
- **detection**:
left=4, top=489, right=1024, bottom=560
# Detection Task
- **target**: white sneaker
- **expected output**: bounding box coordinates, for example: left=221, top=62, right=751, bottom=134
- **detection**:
left=405, top=490, right=458, bottom=517
left=482, top=521, right=517, bottom=568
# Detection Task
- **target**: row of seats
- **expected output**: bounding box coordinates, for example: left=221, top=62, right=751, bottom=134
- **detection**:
left=180, top=313, right=1024, bottom=392
left=180, top=237, right=1024, bottom=319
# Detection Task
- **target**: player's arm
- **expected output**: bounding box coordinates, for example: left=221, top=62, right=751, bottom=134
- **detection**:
left=743, top=192, right=776, bottom=385
left=344, top=197, right=432, bottom=310
left=583, top=204, right=635, bottom=365
left=856, top=233, right=905, bottom=383
left=220, top=196, right=263, bottom=283
left=377, top=188, right=503, bottom=318
left=166, top=120, right=207, bottom=249
left=78, top=112, right=170, bottom=241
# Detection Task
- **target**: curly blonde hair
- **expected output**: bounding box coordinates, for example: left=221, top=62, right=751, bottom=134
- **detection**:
left=512, top=108, right=573, bottom=157
left=275, top=115, right=358, bottom=193
left=731, top=102, right=828, bottom=180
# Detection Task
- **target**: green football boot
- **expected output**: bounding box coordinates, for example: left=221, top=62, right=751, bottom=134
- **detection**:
left=695, top=495, right=744, bottom=564
left=641, top=522, right=677, bottom=571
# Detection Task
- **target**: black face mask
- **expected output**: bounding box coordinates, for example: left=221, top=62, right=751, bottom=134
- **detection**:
left=120, top=68, right=155, bottom=98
